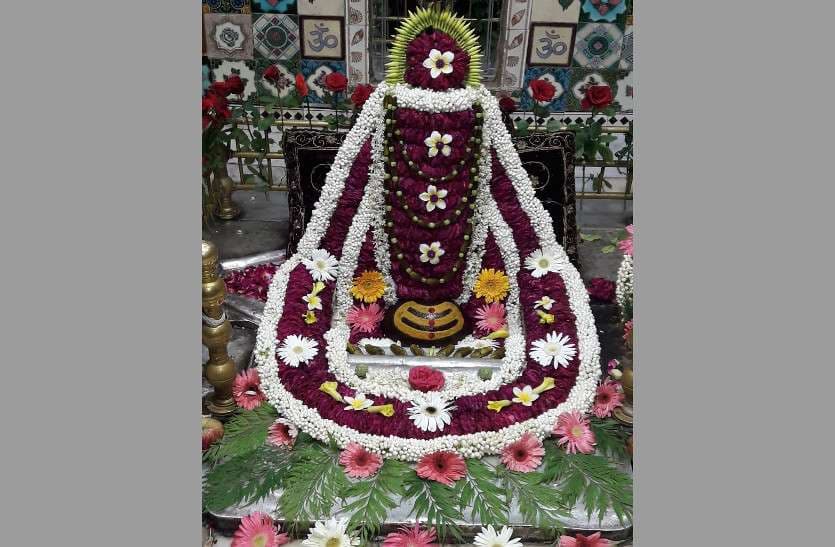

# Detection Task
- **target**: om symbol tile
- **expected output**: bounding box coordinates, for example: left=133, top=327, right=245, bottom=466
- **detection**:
left=527, top=23, right=576, bottom=67
left=299, top=15, right=345, bottom=61
left=204, top=14, right=254, bottom=60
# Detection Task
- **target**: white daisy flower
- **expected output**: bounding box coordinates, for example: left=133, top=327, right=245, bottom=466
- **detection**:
left=277, top=334, right=318, bottom=367
left=455, top=335, right=499, bottom=351
left=511, top=385, right=539, bottom=407
left=524, top=248, right=561, bottom=278
left=424, top=130, right=453, bottom=157
left=473, top=525, right=523, bottom=547
left=303, top=291, right=323, bottom=311
left=422, top=48, right=455, bottom=79
left=418, top=184, right=448, bottom=211
left=419, top=241, right=445, bottom=265
left=529, top=332, right=577, bottom=368
left=302, top=249, right=339, bottom=282
left=408, top=393, right=454, bottom=432
left=303, top=517, right=359, bottom=547
left=343, top=393, right=373, bottom=411
left=534, top=295, right=555, bottom=310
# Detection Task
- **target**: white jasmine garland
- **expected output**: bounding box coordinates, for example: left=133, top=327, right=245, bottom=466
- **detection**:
left=456, top=335, right=498, bottom=351
left=616, top=253, right=633, bottom=319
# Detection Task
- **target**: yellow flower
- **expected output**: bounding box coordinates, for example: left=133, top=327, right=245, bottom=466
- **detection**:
left=303, top=311, right=318, bottom=324
left=367, top=404, right=395, bottom=417
left=350, top=270, right=387, bottom=303
left=487, top=400, right=512, bottom=412
left=319, top=381, right=343, bottom=402
left=474, top=269, right=510, bottom=303
left=533, top=377, right=556, bottom=394
left=537, top=310, right=555, bottom=324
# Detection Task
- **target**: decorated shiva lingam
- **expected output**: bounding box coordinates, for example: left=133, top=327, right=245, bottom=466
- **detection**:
left=253, top=6, right=600, bottom=460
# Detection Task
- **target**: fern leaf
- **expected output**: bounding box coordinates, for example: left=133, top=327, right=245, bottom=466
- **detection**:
left=454, top=460, right=508, bottom=525
left=203, top=443, right=291, bottom=512
left=203, top=404, right=278, bottom=464
left=342, top=460, right=409, bottom=541
left=589, top=418, right=630, bottom=462
left=403, top=473, right=463, bottom=543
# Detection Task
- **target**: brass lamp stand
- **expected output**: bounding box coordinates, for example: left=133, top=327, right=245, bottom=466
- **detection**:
left=202, top=240, right=237, bottom=418
left=214, top=163, right=241, bottom=221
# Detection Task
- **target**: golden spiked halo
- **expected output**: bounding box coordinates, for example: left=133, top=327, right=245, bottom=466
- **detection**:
left=384, top=5, right=483, bottom=87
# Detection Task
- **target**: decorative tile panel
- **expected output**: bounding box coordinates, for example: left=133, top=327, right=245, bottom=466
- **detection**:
left=579, top=0, right=628, bottom=29
left=298, top=0, right=345, bottom=16
left=615, top=70, right=633, bottom=112
left=209, top=59, right=260, bottom=100
left=204, top=14, right=255, bottom=60
left=203, top=0, right=252, bottom=14
left=255, top=59, right=301, bottom=98
left=252, top=0, right=297, bottom=14
left=299, top=15, right=345, bottom=61
left=521, top=67, right=572, bottom=112
left=566, top=68, right=619, bottom=110
left=347, top=25, right=367, bottom=85
left=253, top=14, right=300, bottom=60
left=619, top=24, right=633, bottom=70
left=531, top=0, right=581, bottom=23
left=572, top=22, right=623, bottom=69
left=300, top=59, right=347, bottom=104
left=527, top=23, right=576, bottom=67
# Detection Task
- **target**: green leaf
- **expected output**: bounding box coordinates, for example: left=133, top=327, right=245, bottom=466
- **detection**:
left=342, top=460, right=409, bottom=541
left=257, top=117, right=273, bottom=131
left=454, top=460, right=509, bottom=525
left=403, top=473, right=463, bottom=542
left=497, top=465, right=568, bottom=537
left=601, top=244, right=616, bottom=254
left=580, top=233, right=602, bottom=242
left=203, top=443, right=292, bottom=512
left=589, top=418, right=630, bottom=462
left=203, top=404, right=278, bottom=464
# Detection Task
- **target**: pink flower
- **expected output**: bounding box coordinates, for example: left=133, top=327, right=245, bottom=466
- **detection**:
left=267, top=419, right=298, bottom=448
left=558, top=531, right=611, bottom=547
left=231, top=512, right=289, bottom=547
left=382, top=523, right=438, bottom=547
left=416, top=451, right=466, bottom=486
left=347, top=302, right=385, bottom=334
left=617, top=224, right=633, bottom=256
left=501, top=432, right=545, bottom=472
left=553, top=411, right=596, bottom=454
left=623, top=319, right=633, bottom=343
left=232, top=369, right=266, bottom=410
left=606, top=359, right=619, bottom=373
left=474, top=301, right=507, bottom=333
left=592, top=380, right=625, bottom=418
left=338, top=442, right=383, bottom=478
left=408, top=366, right=445, bottom=392
left=586, top=278, right=615, bottom=303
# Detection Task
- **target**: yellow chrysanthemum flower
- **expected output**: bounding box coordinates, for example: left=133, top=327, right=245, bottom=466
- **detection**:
left=474, top=268, right=510, bottom=303
left=350, top=270, right=387, bottom=303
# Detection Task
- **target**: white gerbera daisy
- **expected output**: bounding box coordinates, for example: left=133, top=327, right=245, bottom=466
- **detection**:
left=524, top=248, right=561, bottom=278
left=408, top=393, right=454, bottom=432
left=418, top=184, right=448, bottom=211
left=303, top=517, right=358, bottom=547
left=424, top=130, right=453, bottom=157
left=277, top=334, right=318, bottom=367
left=455, top=335, right=499, bottom=351
left=511, top=385, right=539, bottom=407
left=473, top=525, right=523, bottom=547
left=529, top=332, right=577, bottom=368
left=534, top=295, right=555, bottom=310
left=343, top=393, right=373, bottom=411
left=303, top=249, right=339, bottom=282
left=419, top=241, right=445, bottom=265
left=422, top=48, right=455, bottom=79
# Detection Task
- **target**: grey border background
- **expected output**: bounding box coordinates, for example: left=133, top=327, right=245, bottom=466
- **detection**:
left=1, top=2, right=835, bottom=545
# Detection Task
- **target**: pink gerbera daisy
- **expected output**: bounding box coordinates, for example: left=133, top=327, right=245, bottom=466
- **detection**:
left=347, top=302, right=385, bottom=334
left=382, top=523, right=438, bottom=547
left=592, top=380, right=625, bottom=419
left=416, top=451, right=467, bottom=486
left=501, top=432, right=545, bottom=472
left=553, top=411, right=596, bottom=454
left=617, top=224, right=633, bottom=256
left=267, top=418, right=298, bottom=448
left=558, top=531, right=611, bottom=546
left=474, top=301, right=507, bottom=333
left=232, top=369, right=266, bottom=410
left=231, top=512, right=289, bottom=547
left=338, top=442, right=383, bottom=478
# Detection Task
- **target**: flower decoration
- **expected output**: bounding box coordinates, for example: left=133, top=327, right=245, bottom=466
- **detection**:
left=530, top=332, right=577, bottom=368
left=303, top=249, right=339, bottom=282
left=586, top=277, right=615, bottom=303
left=534, top=295, right=555, bottom=311
left=529, top=78, right=557, bottom=104
left=474, top=268, right=510, bottom=303
left=320, top=381, right=344, bottom=402
left=277, top=334, right=319, bottom=367
left=394, top=14, right=476, bottom=89
left=324, top=72, right=348, bottom=93
left=268, top=418, right=298, bottom=448
left=474, top=301, right=507, bottom=333
left=303, top=517, right=359, bottom=547
left=553, top=411, right=596, bottom=454
left=303, top=310, right=318, bottom=324
left=618, top=224, right=634, bottom=256
left=623, top=319, right=633, bottom=344
left=581, top=84, right=614, bottom=110
left=558, top=531, right=611, bottom=547
left=592, top=380, right=624, bottom=419
left=295, top=73, right=309, bottom=98
left=202, top=417, right=224, bottom=451
left=498, top=96, right=517, bottom=113
left=511, top=385, right=539, bottom=407
left=350, top=270, right=387, bottom=303
left=424, top=131, right=453, bottom=158
left=537, top=310, right=555, bottom=324
left=343, top=393, right=374, bottom=411
left=422, top=48, right=455, bottom=79
left=338, top=442, right=383, bottom=478
left=408, top=366, right=445, bottom=392
left=350, top=84, right=375, bottom=109
left=419, top=241, right=445, bottom=265
left=232, top=369, right=266, bottom=410
left=456, top=335, right=498, bottom=351
left=346, top=302, right=384, bottom=334
left=473, top=525, right=523, bottom=547
left=303, top=281, right=326, bottom=311
left=415, top=450, right=466, bottom=486
left=382, top=524, right=437, bottom=547
left=418, top=184, right=448, bottom=211
left=525, top=248, right=561, bottom=278
left=408, top=393, right=454, bottom=432
left=232, top=512, right=289, bottom=547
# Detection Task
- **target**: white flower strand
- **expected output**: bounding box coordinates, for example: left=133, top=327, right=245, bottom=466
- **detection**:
left=616, top=253, right=633, bottom=320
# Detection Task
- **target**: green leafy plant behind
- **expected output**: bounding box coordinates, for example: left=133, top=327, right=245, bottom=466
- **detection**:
left=203, top=404, right=278, bottom=465
left=203, top=443, right=292, bottom=512
left=403, top=473, right=464, bottom=543
left=342, top=459, right=410, bottom=542
left=454, top=459, right=509, bottom=525
left=497, top=464, right=568, bottom=537
left=589, top=418, right=630, bottom=462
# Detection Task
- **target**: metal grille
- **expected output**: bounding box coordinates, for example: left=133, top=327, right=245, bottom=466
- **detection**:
left=368, top=0, right=504, bottom=84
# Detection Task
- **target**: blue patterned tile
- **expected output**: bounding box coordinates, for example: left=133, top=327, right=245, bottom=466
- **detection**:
left=252, top=0, right=297, bottom=14
left=203, top=0, right=252, bottom=14
left=300, top=59, right=347, bottom=104
left=521, top=67, right=571, bottom=112
left=579, top=0, right=628, bottom=30
left=572, top=22, right=623, bottom=69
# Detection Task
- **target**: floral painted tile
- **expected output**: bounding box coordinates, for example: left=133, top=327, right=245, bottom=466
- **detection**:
left=298, top=0, right=345, bottom=16
left=579, top=0, right=628, bottom=30
left=620, top=24, right=633, bottom=70
left=254, top=58, right=301, bottom=99
left=347, top=25, right=367, bottom=84
left=204, top=13, right=254, bottom=60
left=572, top=22, right=623, bottom=70
left=531, top=0, right=581, bottom=24
left=252, top=0, right=297, bottom=14
left=566, top=68, right=619, bottom=110
left=253, top=14, right=300, bottom=60
left=615, top=70, right=633, bottom=112
left=209, top=60, right=260, bottom=100
left=520, top=67, right=571, bottom=112
left=300, top=59, right=347, bottom=104
left=203, top=0, right=252, bottom=14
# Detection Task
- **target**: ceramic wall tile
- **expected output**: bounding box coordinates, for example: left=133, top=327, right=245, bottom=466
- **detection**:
left=254, top=58, right=301, bottom=98
left=615, top=69, right=633, bottom=112
left=566, top=68, right=619, bottom=110
left=298, top=0, right=345, bottom=16
left=531, top=0, right=581, bottom=24
left=301, top=59, right=347, bottom=103
left=578, top=0, right=628, bottom=30
left=209, top=59, right=260, bottom=99
left=527, top=22, right=576, bottom=67
left=253, top=14, right=300, bottom=60
left=205, top=13, right=255, bottom=60
left=299, top=15, right=346, bottom=61
left=252, top=0, right=297, bottom=14
left=619, top=24, right=633, bottom=70
left=347, top=25, right=367, bottom=85
left=500, top=26, right=528, bottom=89
left=203, top=0, right=252, bottom=14
left=572, top=22, right=623, bottom=69
left=521, top=67, right=572, bottom=112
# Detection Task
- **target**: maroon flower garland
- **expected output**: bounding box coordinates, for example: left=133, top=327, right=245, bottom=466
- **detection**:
left=404, top=30, right=470, bottom=91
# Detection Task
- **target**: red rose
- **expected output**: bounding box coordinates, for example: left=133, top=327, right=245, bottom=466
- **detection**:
left=581, top=84, right=613, bottom=110
left=529, top=79, right=556, bottom=103
left=295, top=73, right=309, bottom=98
left=350, top=84, right=375, bottom=109
left=408, top=366, right=445, bottom=392
left=225, top=74, right=245, bottom=95
left=499, top=96, right=517, bottom=113
left=209, top=80, right=232, bottom=98
left=324, top=71, right=348, bottom=93
left=263, top=65, right=281, bottom=83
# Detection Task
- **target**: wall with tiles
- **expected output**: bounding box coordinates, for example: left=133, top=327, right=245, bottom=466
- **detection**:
left=202, top=0, right=634, bottom=114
